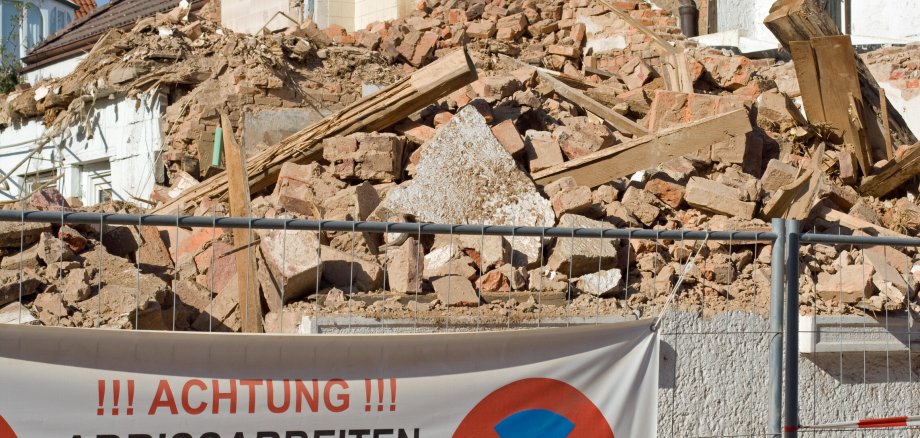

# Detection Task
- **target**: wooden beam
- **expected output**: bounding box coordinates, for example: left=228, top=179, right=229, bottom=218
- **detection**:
left=859, top=143, right=920, bottom=198
left=595, top=0, right=693, bottom=93
left=788, top=40, right=825, bottom=123
left=152, top=47, right=478, bottom=214
left=666, top=51, right=695, bottom=93
left=880, top=87, right=894, bottom=160
left=537, top=71, right=649, bottom=137
left=846, top=92, right=872, bottom=174
left=533, top=109, right=751, bottom=188
left=764, top=0, right=917, bottom=148
left=221, top=114, right=263, bottom=334
left=786, top=143, right=825, bottom=220
left=499, top=54, right=648, bottom=137
left=761, top=168, right=811, bottom=219
left=809, top=36, right=868, bottom=167
left=814, top=206, right=910, bottom=239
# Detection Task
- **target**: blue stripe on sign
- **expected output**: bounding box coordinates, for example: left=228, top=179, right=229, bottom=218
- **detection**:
left=493, top=409, right=575, bottom=438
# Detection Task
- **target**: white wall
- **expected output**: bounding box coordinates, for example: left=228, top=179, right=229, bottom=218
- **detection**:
left=311, top=311, right=920, bottom=436
left=715, top=0, right=777, bottom=44
left=313, top=0, right=356, bottom=30
left=0, top=93, right=164, bottom=206
left=716, top=0, right=920, bottom=46
left=220, top=0, right=297, bottom=34
left=22, top=53, right=84, bottom=84
left=879, top=82, right=920, bottom=144
left=354, top=0, right=396, bottom=31
left=850, top=0, right=920, bottom=44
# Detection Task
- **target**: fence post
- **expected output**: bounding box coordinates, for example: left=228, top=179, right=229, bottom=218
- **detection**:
left=768, top=218, right=785, bottom=437
left=783, top=220, right=801, bottom=437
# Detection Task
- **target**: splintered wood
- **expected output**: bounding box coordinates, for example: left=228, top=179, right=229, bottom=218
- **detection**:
left=153, top=47, right=478, bottom=215
left=533, top=109, right=752, bottom=188
left=221, top=114, right=263, bottom=334
left=789, top=36, right=871, bottom=176
left=765, top=0, right=917, bottom=149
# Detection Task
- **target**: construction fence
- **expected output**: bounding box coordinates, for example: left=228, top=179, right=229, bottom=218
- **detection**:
left=1, top=210, right=920, bottom=437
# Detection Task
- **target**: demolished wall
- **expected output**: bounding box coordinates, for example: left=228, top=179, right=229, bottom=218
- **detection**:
left=0, top=0, right=919, bottom=333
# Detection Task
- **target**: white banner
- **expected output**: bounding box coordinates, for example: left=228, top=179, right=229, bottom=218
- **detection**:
left=0, top=320, right=658, bottom=438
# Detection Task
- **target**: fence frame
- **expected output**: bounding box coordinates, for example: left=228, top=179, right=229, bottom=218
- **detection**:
left=24, top=210, right=917, bottom=437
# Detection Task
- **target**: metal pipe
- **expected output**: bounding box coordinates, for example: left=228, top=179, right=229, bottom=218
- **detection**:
left=783, top=220, right=801, bottom=438
left=800, top=233, right=920, bottom=247
left=768, top=218, right=786, bottom=437
left=0, top=210, right=779, bottom=241
left=678, top=1, right=700, bottom=37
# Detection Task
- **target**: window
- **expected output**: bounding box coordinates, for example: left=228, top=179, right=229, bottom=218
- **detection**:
left=56, top=10, right=68, bottom=33
left=47, top=6, right=55, bottom=33
left=25, top=5, right=41, bottom=48
left=80, top=161, right=113, bottom=206
left=22, top=169, right=58, bottom=195
left=47, top=7, right=69, bottom=34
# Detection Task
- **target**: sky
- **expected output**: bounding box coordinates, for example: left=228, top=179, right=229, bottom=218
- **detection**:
left=97, top=0, right=110, bottom=5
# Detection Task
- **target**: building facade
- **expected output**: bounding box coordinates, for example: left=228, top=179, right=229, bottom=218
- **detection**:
left=0, top=0, right=77, bottom=64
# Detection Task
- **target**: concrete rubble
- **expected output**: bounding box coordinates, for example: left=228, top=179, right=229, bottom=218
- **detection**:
left=2, top=0, right=920, bottom=330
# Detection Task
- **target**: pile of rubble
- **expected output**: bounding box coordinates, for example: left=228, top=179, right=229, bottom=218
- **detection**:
left=2, top=0, right=920, bottom=331
left=0, top=2, right=402, bottom=183
left=863, top=42, right=920, bottom=99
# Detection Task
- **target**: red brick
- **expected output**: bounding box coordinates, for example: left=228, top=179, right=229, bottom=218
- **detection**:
left=322, top=25, right=347, bottom=39
left=644, top=178, right=685, bottom=209
left=466, top=20, right=496, bottom=39
left=174, top=228, right=225, bottom=263
left=646, top=90, right=750, bottom=131
left=433, top=111, right=453, bottom=127
left=547, top=44, right=580, bottom=58
left=490, top=119, right=526, bottom=158
left=395, top=121, right=436, bottom=144
left=410, top=31, right=439, bottom=67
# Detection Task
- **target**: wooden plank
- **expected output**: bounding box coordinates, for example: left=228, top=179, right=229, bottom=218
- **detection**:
left=536, top=71, right=649, bottom=137
left=152, top=47, right=478, bottom=214
left=838, top=147, right=857, bottom=185
left=880, top=87, right=894, bottom=160
left=786, top=143, right=825, bottom=220
left=859, top=143, right=920, bottom=197
left=596, top=0, right=692, bottom=93
left=788, top=40, right=825, bottom=123
left=533, top=109, right=751, bottom=188
left=499, top=55, right=647, bottom=136
left=670, top=51, right=695, bottom=93
left=846, top=92, right=872, bottom=174
left=814, top=206, right=910, bottom=239
left=761, top=168, right=811, bottom=219
left=764, top=0, right=917, bottom=148
left=221, top=114, right=263, bottom=334
left=810, top=36, right=867, bottom=167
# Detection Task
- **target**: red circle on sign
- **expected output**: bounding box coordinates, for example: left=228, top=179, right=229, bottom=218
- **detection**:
left=453, top=378, right=614, bottom=438
left=0, top=415, right=18, bottom=438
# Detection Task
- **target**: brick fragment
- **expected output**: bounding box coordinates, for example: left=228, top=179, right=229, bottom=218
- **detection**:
left=386, top=236, right=424, bottom=294
left=491, top=119, right=526, bottom=158
left=816, top=265, right=875, bottom=303
left=685, top=177, right=757, bottom=219
left=433, top=275, right=480, bottom=306
left=760, top=159, right=798, bottom=192
left=524, top=130, right=564, bottom=173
